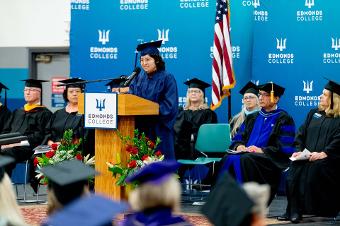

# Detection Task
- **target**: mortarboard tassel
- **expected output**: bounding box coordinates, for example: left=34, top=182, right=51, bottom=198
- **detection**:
left=270, top=82, right=275, bottom=103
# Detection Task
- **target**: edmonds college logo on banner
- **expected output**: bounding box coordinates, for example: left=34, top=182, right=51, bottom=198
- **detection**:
left=89, top=29, right=119, bottom=60
left=156, top=28, right=178, bottom=60
left=71, top=0, right=90, bottom=11
left=178, top=0, right=209, bottom=9
left=267, top=37, right=294, bottom=64
left=296, top=0, right=323, bottom=22
left=294, top=80, right=319, bottom=107
left=323, top=37, right=340, bottom=64
left=120, top=0, right=148, bottom=11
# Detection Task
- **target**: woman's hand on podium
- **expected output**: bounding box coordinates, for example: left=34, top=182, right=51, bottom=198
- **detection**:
left=112, top=87, right=129, bottom=94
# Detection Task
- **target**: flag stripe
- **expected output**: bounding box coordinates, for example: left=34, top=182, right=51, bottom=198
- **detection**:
left=211, top=0, right=236, bottom=110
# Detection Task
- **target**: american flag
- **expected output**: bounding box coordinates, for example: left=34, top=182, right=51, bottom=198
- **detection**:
left=211, top=0, right=235, bottom=110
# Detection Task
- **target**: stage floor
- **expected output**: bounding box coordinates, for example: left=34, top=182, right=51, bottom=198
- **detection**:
left=14, top=184, right=340, bottom=225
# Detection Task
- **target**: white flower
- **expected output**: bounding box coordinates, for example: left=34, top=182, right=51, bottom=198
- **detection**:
left=84, top=154, right=95, bottom=165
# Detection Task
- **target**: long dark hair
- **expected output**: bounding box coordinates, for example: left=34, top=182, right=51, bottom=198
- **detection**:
left=149, top=54, right=165, bottom=71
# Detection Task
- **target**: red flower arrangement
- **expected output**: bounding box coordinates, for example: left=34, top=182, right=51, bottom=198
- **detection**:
left=107, top=129, right=164, bottom=186
left=34, top=129, right=95, bottom=184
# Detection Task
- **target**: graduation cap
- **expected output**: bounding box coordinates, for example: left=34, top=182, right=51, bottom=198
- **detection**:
left=21, top=79, right=48, bottom=89
left=59, top=77, right=86, bottom=89
left=324, top=77, right=340, bottom=109
left=126, top=160, right=180, bottom=185
left=258, top=82, right=285, bottom=103
left=184, top=78, right=211, bottom=92
left=105, top=75, right=128, bottom=89
left=40, top=159, right=98, bottom=205
left=201, top=173, right=254, bottom=226
left=0, top=155, right=15, bottom=181
left=136, top=40, right=163, bottom=56
left=239, top=81, right=259, bottom=96
left=43, top=194, right=128, bottom=226
left=0, top=82, right=9, bottom=106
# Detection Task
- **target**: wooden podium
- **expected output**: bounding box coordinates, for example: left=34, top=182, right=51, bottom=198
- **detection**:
left=79, top=93, right=159, bottom=200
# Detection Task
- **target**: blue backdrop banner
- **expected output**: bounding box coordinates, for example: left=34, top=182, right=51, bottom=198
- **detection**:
left=70, top=0, right=340, bottom=127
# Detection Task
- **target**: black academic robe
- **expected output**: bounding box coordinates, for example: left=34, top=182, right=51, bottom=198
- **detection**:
left=0, top=106, right=52, bottom=171
left=220, top=108, right=296, bottom=203
left=285, top=109, right=340, bottom=217
left=174, top=108, right=217, bottom=159
left=0, top=105, right=11, bottom=133
left=43, top=108, right=94, bottom=157
left=43, top=108, right=84, bottom=143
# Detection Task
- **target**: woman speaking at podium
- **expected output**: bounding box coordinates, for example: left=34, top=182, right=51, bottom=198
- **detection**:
left=127, top=40, right=178, bottom=160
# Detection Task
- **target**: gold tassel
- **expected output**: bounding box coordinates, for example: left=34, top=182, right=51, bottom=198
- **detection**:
left=270, top=82, right=275, bottom=103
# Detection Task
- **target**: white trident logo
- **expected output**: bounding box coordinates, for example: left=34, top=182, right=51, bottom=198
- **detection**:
left=276, top=38, right=287, bottom=52
left=305, top=0, right=314, bottom=9
left=157, top=29, right=169, bottom=44
left=303, top=80, right=313, bottom=94
left=331, top=38, right=340, bottom=51
left=253, top=0, right=260, bottom=9
left=98, top=30, right=110, bottom=45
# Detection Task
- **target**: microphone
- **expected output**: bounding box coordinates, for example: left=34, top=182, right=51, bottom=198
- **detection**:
left=123, top=67, right=141, bottom=87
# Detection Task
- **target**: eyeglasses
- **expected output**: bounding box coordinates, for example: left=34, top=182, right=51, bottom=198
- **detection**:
left=24, top=88, right=41, bottom=92
left=188, top=89, right=201, bottom=94
left=243, top=96, right=256, bottom=100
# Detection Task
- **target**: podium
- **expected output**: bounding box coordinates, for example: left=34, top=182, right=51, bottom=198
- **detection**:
left=79, top=93, right=159, bottom=200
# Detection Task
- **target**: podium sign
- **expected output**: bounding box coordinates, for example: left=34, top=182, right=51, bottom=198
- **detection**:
left=84, top=93, right=117, bottom=129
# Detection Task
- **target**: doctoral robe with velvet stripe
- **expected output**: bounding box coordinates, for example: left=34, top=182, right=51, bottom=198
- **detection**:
left=285, top=109, right=340, bottom=217
left=129, top=69, right=178, bottom=160
left=219, top=108, right=296, bottom=203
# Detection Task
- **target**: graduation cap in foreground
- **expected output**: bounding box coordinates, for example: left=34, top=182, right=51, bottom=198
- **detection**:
left=40, top=159, right=98, bottom=205
left=0, top=155, right=15, bottom=181
left=105, top=75, right=128, bottom=89
left=324, top=77, right=340, bottom=109
left=42, top=194, right=128, bottom=226
left=201, top=173, right=254, bottom=226
left=0, top=82, right=9, bottom=106
left=136, top=40, right=163, bottom=56
left=239, top=81, right=259, bottom=96
left=126, top=160, right=180, bottom=185
left=58, top=77, right=86, bottom=89
left=21, top=79, right=48, bottom=89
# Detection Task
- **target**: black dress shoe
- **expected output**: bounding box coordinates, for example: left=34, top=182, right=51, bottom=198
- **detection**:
left=277, top=213, right=290, bottom=221
left=290, top=213, right=302, bottom=224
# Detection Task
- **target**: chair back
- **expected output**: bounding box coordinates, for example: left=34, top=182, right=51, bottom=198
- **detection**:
left=195, top=123, right=231, bottom=153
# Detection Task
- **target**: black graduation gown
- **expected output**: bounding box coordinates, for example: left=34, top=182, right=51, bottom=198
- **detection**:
left=43, top=108, right=94, bottom=157
left=220, top=108, right=296, bottom=203
left=1, top=106, right=52, bottom=168
left=285, top=109, right=340, bottom=217
left=174, top=108, right=217, bottom=160
left=0, top=105, right=11, bottom=133
left=43, top=108, right=84, bottom=143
